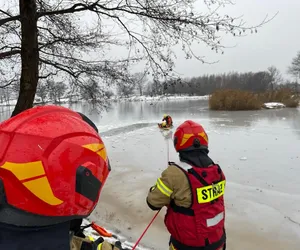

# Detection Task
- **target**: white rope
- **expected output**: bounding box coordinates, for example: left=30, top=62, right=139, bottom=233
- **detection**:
left=166, top=138, right=170, bottom=163
left=160, top=128, right=173, bottom=164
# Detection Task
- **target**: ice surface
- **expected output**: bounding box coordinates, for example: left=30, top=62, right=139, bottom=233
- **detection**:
left=88, top=104, right=300, bottom=250
left=1, top=98, right=299, bottom=250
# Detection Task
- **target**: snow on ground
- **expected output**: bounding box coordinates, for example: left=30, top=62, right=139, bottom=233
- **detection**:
left=263, top=102, right=286, bottom=109
left=0, top=98, right=70, bottom=107
left=0, top=99, right=17, bottom=106
left=0, top=95, right=210, bottom=107
left=111, top=94, right=210, bottom=102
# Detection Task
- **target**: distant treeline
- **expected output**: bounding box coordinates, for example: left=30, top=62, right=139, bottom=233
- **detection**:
left=1, top=68, right=298, bottom=105
left=144, top=70, right=298, bottom=96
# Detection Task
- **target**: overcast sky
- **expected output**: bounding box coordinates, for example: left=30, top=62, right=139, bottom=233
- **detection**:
left=170, top=0, right=300, bottom=80
left=1, top=0, right=298, bottom=82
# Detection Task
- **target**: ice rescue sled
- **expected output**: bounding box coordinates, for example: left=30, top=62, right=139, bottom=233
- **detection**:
left=158, top=123, right=173, bottom=130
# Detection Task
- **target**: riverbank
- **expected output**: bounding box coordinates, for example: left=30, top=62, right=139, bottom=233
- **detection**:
left=209, top=89, right=299, bottom=111
left=0, top=94, right=210, bottom=107
left=1, top=94, right=295, bottom=112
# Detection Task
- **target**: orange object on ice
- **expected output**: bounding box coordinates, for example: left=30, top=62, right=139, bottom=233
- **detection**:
left=91, top=222, right=113, bottom=237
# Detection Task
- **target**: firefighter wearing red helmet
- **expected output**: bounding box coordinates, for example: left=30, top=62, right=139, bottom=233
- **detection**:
left=147, top=120, right=226, bottom=250
left=0, top=105, right=126, bottom=250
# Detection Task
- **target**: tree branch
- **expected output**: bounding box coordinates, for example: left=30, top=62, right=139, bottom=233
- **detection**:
left=0, top=82, right=14, bottom=88
left=0, top=15, right=20, bottom=26
left=0, top=9, right=13, bottom=17
left=39, top=58, right=79, bottom=77
left=0, top=49, right=21, bottom=59
left=39, top=72, right=58, bottom=79
left=37, top=2, right=100, bottom=18
left=0, top=74, right=18, bottom=88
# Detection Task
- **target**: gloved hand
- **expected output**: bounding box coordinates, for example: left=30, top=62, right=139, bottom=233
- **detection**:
left=71, top=235, right=130, bottom=250
left=70, top=219, right=131, bottom=250
left=100, top=240, right=130, bottom=250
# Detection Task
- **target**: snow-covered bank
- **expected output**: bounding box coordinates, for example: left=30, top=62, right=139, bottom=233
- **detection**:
left=0, top=98, right=70, bottom=107
left=263, top=102, right=286, bottom=109
left=110, top=94, right=210, bottom=102
left=0, top=99, right=17, bottom=107
left=0, top=95, right=209, bottom=107
left=1, top=96, right=297, bottom=112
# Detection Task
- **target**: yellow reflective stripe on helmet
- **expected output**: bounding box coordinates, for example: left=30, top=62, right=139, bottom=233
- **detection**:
left=97, top=243, right=103, bottom=250
left=156, top=178, right=173, bottom=197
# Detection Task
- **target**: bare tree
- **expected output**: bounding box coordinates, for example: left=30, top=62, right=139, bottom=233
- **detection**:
left=288, top=51, right=300, bottom=78
left=267, top=66, right=282, bottom=91
left=0, top=88, right=4, bottom=104
left=161, top=70, right=286, bottom=95
left=117, top=81, right=136, bottom=97
left=149, top=79, right=164, bottom=96
left=0, top=87, right=12, bottom=105
left=10, top=82, right=20, bottom=96
left=36, top=81, right=48, bottom=103
left=104, top=90, right=114, bottom=99
left=79, top=79, right=112, bottom=109
left=133, top=72, right=148, bottom=96
left=47, top=81, right=67, bottom=103
left=80, top=80, right=100, bottom=103
left=287, top=51, right=300, bottom=92
left=0, top=0, right=277, bottom=116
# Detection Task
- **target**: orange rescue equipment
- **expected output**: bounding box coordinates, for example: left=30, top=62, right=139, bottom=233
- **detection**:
left=91, top=222, right=113, bottom=237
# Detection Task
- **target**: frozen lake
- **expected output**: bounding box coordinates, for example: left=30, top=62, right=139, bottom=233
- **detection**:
left=1, top=99, right=300, bottom=250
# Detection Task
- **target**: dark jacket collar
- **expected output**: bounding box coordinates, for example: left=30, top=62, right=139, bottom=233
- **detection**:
left=0, top=221, right=70, bottom=250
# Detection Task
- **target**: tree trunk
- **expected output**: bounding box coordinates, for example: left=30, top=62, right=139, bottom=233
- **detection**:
left=11, top=0, right=39, bottom=117
left=138, top=84, right=142, bottom=96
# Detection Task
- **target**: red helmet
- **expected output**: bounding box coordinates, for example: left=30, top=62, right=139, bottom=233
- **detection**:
left=0, top=105, right=110, bottom=226
left=173, top=120, right=208, bottom=152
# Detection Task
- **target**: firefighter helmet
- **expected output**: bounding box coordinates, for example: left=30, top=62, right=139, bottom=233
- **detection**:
left=0, top=105, right=110, bottom=226
left=173, top=120, right=208, bottom=152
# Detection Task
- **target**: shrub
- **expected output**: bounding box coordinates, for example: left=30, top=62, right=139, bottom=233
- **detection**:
left=104, top=90, right=114, bottom=99
left=259, top=88, right=299, bottom=108
left=209, top=89, right=262, bottom=111
left=209, top=88, right=300, bottom=111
